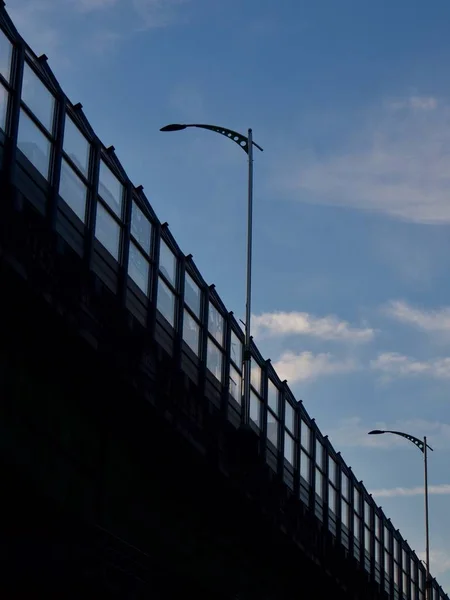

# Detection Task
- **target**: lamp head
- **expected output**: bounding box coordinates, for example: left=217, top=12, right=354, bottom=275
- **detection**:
left=160, top=123, right=187, bottom=132
left=368, top=430, right=386, bottom=435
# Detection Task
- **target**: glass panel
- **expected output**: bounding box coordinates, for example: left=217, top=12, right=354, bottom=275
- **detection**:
left=402, top=549, right=407, bottom=568
left=300, top=450, right=310, bottom=483
left=250, top=391, right=262, bottom=428
left=354, top=514, right=361, bottom=541
left=95, top=203, right=121, bottom=259
left=185, top=272, right=201, bottom=317
left=341, top=500, right=349, bottom=527
left=385, top=525, right=391, bottom=550
left=354, top=485, right=361, bottom=513
left=328, top=484, right=337, bottom=514
left=301, top=419, right=311, bottom=451
left=284, top=433, right=295, bottom=465
left=316, top=439, right=325, bottom=468
left=394, top=563, right=400, bottom=586
left=364, top=500, right=371, bottom=527
left=267, top=379, right=279, bottom=414
left=267, top=411, right=278, bottom=448
left=183, top=309, right=199, bottom=354
left=229, top=364, right=241, bottom=403
left=157, top=277, right=175, bottom=326
left=385, top=552, right=391, bottom=576
left=131, top=202, right=151, bottom=254
left=284, top=401, right=294, bottom=433
left=17, top=109, right=51, bottom=178
left=63, top=115, right=90, bottom=176
left=0, top=84, right=7, bottom=131
left=365, top=527, right=371, bottom=552
left=315, top=469, right=324, bottom=498
left=208, top=302, right=224, bottom=345
left=411, top=557, right=416, bottom=579
left=159, top=239, right=177, bottom=286
left=393, top=538, right=400, bottom=562
left=98, top=159, right=124, bottom=217
left=128, top=243, right=150, bottom=294
left=22, top=62, right=55, bottom=132
left=59, top=158, right=87, bottom=221
left=207, top=339, right=223, bottom=382
left=403, top=571, right=408, bottom=591
left=329, top=456, right=338, bottom=485
left=0, top=29, right=12, bottom=82
left=342, top=472, right=350, bottom=500
left=230, top=329, right=242, bottom=368
left=250, top=359, right=261, bottom=392
left=375, top=513, right=382, bottom=539
left=375, top=540, right=381, bottom=564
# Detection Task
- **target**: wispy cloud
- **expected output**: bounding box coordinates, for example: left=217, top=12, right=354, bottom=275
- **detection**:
left=273, top=350, right=356, bottom=384
left=371, top=484, right=450, bottom=498
left=385, top=300, right=450, bottom=334
left=252, top=311, right=374, bottom=342
left=132, top=0, right=189, bottom=29
left=70, top=0, right=120, bottom=12
left=386, top=95, right=438, bottom=111
left=371, top=352, right=450, bottom=379
left=278, top=95, right=450, bottom=224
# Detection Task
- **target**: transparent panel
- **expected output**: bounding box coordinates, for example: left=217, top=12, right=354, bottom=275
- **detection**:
left=315, top=468, right=323, bottom=498
left=354, top=486, right=361, bottom=514
left=394, top=563, right=400, bottom=586
left=230, top=329, right=242, bottom=368
left=341, top=471, right=350, bottom=500
left=364, top=500, right=371, bottom=527
left=411, top=557, right=416, bottom=579
left=267, top=411, right=278, bottom=448
left=229, top=364, right=241, bottom=404
left=185, top=272, right=201, bottom=317
left=159, top=239, right=177, bottom=286
left=385, top=552, right=391, bottom=577
left=0, top=29, right=12, bottom=82
left=402, top=548, right=407, bottom=568
left=341, top=500, right=349, bottom=527
left=251, top=359, right=261, bottom=393
left=329, top=456, right=338, bottom=485
left=183, top=309, right=199, bottom=354
left=267, top=379, right=279, bottom=414
left=284, top=433, right=295, bottom=465
left=59, top=158, right=87, bottom=221
left=354, top=514, right=361, bottom=541
left=0, top=83, right=7, bottom=131
left=365, top=527, right=371, bottom=552
left=131, top=201, right=151, bottom=254
left=207, top=339, right=223, bottom=382
left=128, top=242, right=149, bottom=294
left=98, top=159, right=124, bottom=217
left=385, top=525, right=391, bottom=550
left=411, top=582, right=416, bottom=598
left=403, top=571, right=409, bottom=593
left=393, top=538, right=400, bottom=562
left=208, top=302, right=224, bottom=346
left=300, top=450, right=310, bottom=483
left=95, top=203, right=121, bottom=259
left=17, top=109, right=51, bottom=179
left=375, top=513, right=382, bottom=539
left=328, top=484, right=337, bottom=514
left=250, top=391, right=262, bottom=428
left=316, top=439, right=325, bottom=468
left=285, top=401, right=294, bottom=433
left=375, top=540, right=381, bottom=564
left=63, top=115, right=90, bottom=176
left=157, top=277, right=175, bottom=326
left=300, top=419, right=311, bottom=451
left=22, top=63, right=55, bottom=132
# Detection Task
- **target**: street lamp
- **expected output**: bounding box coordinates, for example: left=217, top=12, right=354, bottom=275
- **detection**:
left=368, top=429, right=433, bottom=599
left=160, top=123, right=263, bottom=427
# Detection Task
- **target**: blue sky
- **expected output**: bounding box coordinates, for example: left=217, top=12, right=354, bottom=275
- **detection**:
left=8, top=0, right=450, bottom=589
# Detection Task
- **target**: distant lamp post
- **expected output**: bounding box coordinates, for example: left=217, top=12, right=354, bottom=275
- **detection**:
left=368, top=429, right=433, bottom=599
left=160, top=123, right=263, bottom=427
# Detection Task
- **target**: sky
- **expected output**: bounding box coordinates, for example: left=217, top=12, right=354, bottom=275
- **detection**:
left=6, top=0, right=450, bottom=590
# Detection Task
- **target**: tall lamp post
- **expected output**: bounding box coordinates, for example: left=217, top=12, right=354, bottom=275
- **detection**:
left=368, top=429, right=433, bottom=599
left=160, top=123, right=263, bottom=427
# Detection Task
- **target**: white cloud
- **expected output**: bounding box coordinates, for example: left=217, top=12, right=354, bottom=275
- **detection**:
left=371, top=484, right=450, bottom=498
left=371, top=352, right=450, bottom=379
left=132, top=0, right=189, bottom=29
left=385, top=300, right=450, bottom=334
left=278, top=96, right=450, bottom=224
left=70, top=0, right=119, bottom=11
left=387, top=95, right=438, bottom=111
left=252, top=311, right=374, bottom=342
left=273, top=350, right=356, bottom=384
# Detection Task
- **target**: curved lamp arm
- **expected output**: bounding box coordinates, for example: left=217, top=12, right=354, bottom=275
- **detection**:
left=160, top=123, right=263, bottom=155
left=369, top=429, right=434, bottom=453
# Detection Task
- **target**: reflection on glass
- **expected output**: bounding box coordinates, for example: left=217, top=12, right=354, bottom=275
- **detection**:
left=354, top=486, right=361, bottom=514
left=251, top=359, right=261, bottom=392
left=131, top=201, right=151, bottom=253
left=375, top=540, right=381, bottom=564
left=229, top=365, right=241, bottom=404
left=128, top=242, right=149, bottom=294
left=157, top=277, right=175, bottom=326
left=341, top=472, right=350, bottom=500
left=341, top=500, right=349, bottom=527
left=300, top=450, right=310, bottom=483
left=316, top=439, right=325, bottom=468
left=95, top=203, right=121, bottom=259
left=230, top=329, right=242, bottom=367
left=184, top=272, right=201, bottom=317
left=384, top=525, right=391, bottom=550
left=17, top=109, right=51, bottom=178
left=59, top=158, right=87, bottom=221
left=250, top=391, right=261, bottom=428
left=315, top=468, right=323, bottom=498
left=22, top=62, right=55, bottom=132
left=183, top=309, right=199, bottom=354
left=208, top=302, right=224, bottom=345
left=364, top=500, right=371, bottom=527
left=285, top=402, right=294, bottom=433
left=207, top=339, right=223, bottom=382
left=365, top=527, right=371, bottom=552
left=159, top=239, right=176, bottom=286
left=267, top=411, right=278, bottom=448
left=328, top=484, right=337, bottom=514
left=267, top=380, right=279, bottom=414
left=354, top=515, right=361, bottom=541
left=0, top=29, right=12, bottom=82
left=284, top=433, right=295, bottom=465
left=300, top=419, right=311, bottom=451
left=98, top=159, right=123, bottom=217
left=0, top=84, right=8, bottom=131
left=63, top=115, right=90, bottom=176
left=328, top=456, right=338, bottom=485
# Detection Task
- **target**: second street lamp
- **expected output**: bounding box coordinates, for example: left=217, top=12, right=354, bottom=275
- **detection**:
left=160, top=123, right=263, bottom=427
left=368, top=428, right=433, bottom=600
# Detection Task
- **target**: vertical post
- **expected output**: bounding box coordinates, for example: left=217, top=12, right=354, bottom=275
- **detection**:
left=424, top=436, right=431, bottom=600
left=242, top=128, right=253, bottom=427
